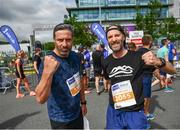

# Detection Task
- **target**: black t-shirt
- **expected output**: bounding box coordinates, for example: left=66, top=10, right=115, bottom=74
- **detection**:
left=138, top=48, right=156, bottom=76
left=102, top=51, right=146, bottom=111
left=92, top=50, right=103, bottom=70
left=77, top=52, right=86, bottom=76
left=33, top=55, right=42, bottom=70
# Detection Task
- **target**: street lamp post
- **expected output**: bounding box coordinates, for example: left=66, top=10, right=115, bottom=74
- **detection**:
left=99, top=0, right=102, bottom=25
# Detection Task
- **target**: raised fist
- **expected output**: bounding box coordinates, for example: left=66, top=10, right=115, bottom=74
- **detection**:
left=43, top=56, right=60, bottom=74
left=142, top=51, right=157, bottom=66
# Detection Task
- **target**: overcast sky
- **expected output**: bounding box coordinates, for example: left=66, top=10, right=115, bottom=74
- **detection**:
left=0, top=0, right=76, bottom=42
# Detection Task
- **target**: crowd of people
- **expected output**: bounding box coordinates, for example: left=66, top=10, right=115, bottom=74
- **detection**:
left=7, top=23, right=177, bottom=129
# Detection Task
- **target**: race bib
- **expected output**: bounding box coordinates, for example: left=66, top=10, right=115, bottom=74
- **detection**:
left=66, top=72, right=81, bottom=96
left=111, top=80, right=136, bottom=109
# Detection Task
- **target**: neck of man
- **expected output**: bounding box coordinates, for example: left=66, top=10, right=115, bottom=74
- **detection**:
left=53, top=49, right=69, bottom=58
left=112, top=48, right=128, bottom=59
left=143, top=45, right=150, bottom=49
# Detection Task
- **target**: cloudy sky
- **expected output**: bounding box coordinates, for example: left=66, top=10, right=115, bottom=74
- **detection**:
left=0, top=0, right=76, bottom=42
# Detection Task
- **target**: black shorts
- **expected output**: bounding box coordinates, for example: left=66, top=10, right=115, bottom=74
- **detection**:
left=94, top=68, right=102, bottom=77
left=15, top=72, right=26, bottom=79
left=50, top=111, right=83, bottom=129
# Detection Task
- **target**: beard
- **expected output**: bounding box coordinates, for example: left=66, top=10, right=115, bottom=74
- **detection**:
left=109, top=41, right=124, bottom=53
left=55, top=45, right=72, bottom=58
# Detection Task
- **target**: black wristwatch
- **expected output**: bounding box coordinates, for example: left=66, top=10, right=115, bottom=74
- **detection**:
left=81, top=100, right=87, bottom=105
left=157, top=58, right=166, bottom=68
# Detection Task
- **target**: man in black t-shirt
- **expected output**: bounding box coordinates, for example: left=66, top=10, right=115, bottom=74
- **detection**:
left=138, top=34, right=164, bottom=121
left=77, top=46, right=86, bottom=77
left=102, top=25, right=176, bottom=129
left=33, top=48, right=42, bottom=74
left=92, top=44, right=103, bottom=95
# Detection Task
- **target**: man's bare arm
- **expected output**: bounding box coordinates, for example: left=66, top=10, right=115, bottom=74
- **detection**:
left=35, top=56, right=59, bottom=104
left=142, top=51, right=176, bottom=74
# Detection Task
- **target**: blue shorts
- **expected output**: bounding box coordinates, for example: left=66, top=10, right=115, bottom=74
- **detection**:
left=106, top=105, right=148, bottom=129
left=160, top=70, right=166, bottom=77
left=143, top=76, right=152, bottom=98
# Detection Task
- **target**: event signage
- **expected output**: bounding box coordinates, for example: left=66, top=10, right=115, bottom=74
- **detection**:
left=91, top=23, right=108, bottom=46
left=0, top=25, right=21, bottom=52
left=129, top=31, right=144, bottom=46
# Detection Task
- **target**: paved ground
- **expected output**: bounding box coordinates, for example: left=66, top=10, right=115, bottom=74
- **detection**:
left=0, top=77, right=180, bottom=129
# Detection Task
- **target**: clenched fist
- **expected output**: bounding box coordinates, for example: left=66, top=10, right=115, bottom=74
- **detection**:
left=142, top=51, right=161, bottom=66
left=43, top=56, right=60, bottom=74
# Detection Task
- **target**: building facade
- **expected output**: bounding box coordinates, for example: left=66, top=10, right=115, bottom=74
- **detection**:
left=169, top=0, right=180, bottom=22
left=67, top=0, right=173, bottom=29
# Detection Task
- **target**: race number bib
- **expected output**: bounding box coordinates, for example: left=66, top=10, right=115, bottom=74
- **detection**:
left=66, top=72, right=81, bottom=96
left=111, top=80, right=136, bottom=109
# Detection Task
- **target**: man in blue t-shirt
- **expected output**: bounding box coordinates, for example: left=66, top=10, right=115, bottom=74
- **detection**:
left=167, top=38, right=176, bottom=65
left=35, top=23, right=87, bottom=129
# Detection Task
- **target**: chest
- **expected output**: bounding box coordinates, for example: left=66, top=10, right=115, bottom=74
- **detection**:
left=105, top=57, right=142, bottom=82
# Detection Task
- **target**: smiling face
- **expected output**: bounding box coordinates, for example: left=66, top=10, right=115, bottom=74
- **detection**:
left=107, top=27, right=125, bottom=53
left=54, top=29, right=73, bottom=58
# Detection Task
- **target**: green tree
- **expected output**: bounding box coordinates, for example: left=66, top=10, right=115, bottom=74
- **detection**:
left=43, top=42, right=54, bottom=50
left=64, top=16, right=97, bottom=47
left=135, top=0, right=180, bottom=41
left=160, top=16, right=180, bottom=41
left=135, top=0, right=162, bottom=39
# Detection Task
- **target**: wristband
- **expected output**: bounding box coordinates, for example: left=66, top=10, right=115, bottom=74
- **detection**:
left=157, top=58, right=166, bottom=68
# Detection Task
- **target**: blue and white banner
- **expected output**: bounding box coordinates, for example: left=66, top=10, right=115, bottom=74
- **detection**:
left=0, top=25, right=21, bottom=52
left=91, top=23, right=108, bottom=46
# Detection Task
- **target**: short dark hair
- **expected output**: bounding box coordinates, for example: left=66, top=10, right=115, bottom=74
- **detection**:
left=161, top=39, right=167, bottom=45
left=53, top=23, right=74, bottom=39
left=142, top=34, right=153, bottom=46
left=128, top=42, right=136, bottom=50
left=106, top=25, right=126, bottom=37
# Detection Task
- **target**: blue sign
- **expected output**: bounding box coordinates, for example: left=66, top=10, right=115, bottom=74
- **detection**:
left=91, top=23, right=108, bottom=46
left=0, top=25, right=21, bottom=52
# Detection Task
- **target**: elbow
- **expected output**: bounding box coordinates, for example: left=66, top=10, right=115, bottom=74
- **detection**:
left=171, top=69, right=177, bottom=74
left=36, top=96, right=46, bottom=104
left=167, top=68, right=177, bottom=74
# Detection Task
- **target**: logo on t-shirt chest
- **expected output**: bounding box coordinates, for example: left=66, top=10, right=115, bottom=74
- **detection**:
left=109, top=65, right=134, bottom=78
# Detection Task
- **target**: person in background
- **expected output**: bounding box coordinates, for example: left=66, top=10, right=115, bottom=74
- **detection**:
left=157, top=39, right=174, bottom=93
left=167, top=38, right=176, bottom=65
left=92, top=44, right=104, bottom=95
left=127, top=42, right=137, bottom=51
left=35, top=23, right=87, bottom=129
left=100, top=44, right=109, bottom=92
left=138, top=34, right=164, bottom=121
left=33, top=48, right=42, bottom=75
left=166, top=38, right=176, bottom=88
left=83, top=47, right=91, bottom=94
left=15, top=50, right=36, bottom=98
left=77, top=46, right=89, bottom=94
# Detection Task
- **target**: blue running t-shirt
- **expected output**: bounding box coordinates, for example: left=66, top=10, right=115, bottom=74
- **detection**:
left=38, top=51, right=81, bottom=122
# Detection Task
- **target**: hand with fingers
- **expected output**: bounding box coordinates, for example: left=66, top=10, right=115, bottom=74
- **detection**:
left=142, top=51, right=161, bottom=66
left=43, top=56, right=60, bottom=75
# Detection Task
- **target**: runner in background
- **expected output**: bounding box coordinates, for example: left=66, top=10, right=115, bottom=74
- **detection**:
left=157, top=39, right=174, bottom=93
left=92, top=44, right=103, bottom=95
left=33, top=48, right=42, bottom=75
left=100, top=44, right=109, bottom=92
left=83, top=47, right=91, bottom=94
left=15, top=50, right=36, bottom=98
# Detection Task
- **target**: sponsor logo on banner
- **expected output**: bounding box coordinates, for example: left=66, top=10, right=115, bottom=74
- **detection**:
left=91, top=23, right=108, bottom=46
left=0, top=25, right=21, bottom=52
